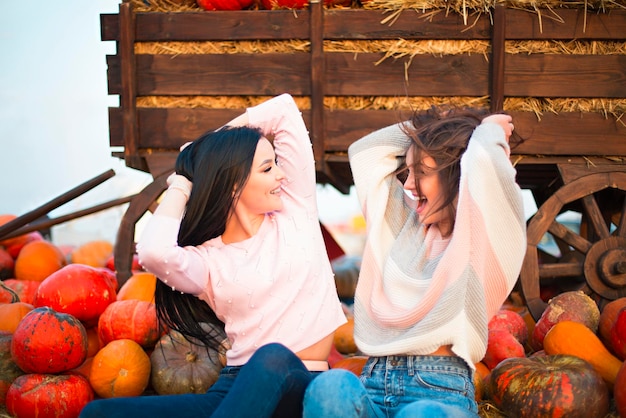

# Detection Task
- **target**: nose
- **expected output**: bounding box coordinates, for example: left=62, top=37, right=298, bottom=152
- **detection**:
left=403, top=174, right=415, bottom=192
left=275, top=164, right=286, bottom=180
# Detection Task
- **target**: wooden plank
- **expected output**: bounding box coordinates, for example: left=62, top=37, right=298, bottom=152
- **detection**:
left=310, top=0, right=326, bottom=176
left=101, top=9, right=626, bottom=42
left=510, top=112, right=626, bottom=156
left=109, top=108, right=626, bottom=157
left=135, top=10, right=311, bottom=41
left=491, top=5, right=505, bottom=112
left=135, top=54, right=311, bottom=95
left=323, top=9, right=492, bottom=40
left=504, top=9, right=626, bottom=40
left=505, top=55, right=626, bottom=98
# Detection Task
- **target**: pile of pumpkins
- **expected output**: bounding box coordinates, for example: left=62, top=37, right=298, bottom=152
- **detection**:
left=0, top=215, right=229, bottom=418
left=2, top=209, right=626, bottom=418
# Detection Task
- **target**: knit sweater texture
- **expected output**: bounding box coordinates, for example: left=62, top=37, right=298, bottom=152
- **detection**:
left=138, top=94, right=346, bottom=366
left=348, top=121, right=526, bottom=368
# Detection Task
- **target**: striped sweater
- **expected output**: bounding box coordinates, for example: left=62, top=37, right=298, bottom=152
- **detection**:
left=348, top=121, right=526, bottom=368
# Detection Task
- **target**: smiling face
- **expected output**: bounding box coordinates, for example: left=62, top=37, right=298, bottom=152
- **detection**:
left=403, top=146, right=453, bottom=235
left=235, top=138, right=285, bottom=215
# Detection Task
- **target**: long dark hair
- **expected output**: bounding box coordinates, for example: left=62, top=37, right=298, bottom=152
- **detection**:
left=154, top=125, right=263, bottom=352
left=401, top=106, right=512, bottom=236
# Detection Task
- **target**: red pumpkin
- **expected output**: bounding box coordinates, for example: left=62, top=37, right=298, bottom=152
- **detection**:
left=2, top=278, right=40, bottom=305
left=0, top=332, right=25, bottom=405
left=331, top=356, right=368, bottom=376
left=531, top=290, right=600, bottom=351
left=11, top=307, right=88, bottom=374
left=482, top=329, right=525, bottom=369
left=488, top=308, right=529, bottom=345
left=34, top=264, right=117, bottom=328
left=98, top=299, right=161, bottom=348
left=197, top=0, right=255, bottom=10
left=6, top=373, right=93, bottom=418
left=0, top=247, right=14, bottom=280
left=609, top=307, right=626, bottom=360
left=488, top=354, right=609, bottom=418
left=0, top=281, right=19, bottom=303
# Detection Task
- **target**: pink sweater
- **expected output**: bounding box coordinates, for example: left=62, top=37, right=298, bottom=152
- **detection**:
left=348, top=121, right=526, bottom=368
left=138, top=94, right=346, bottom=366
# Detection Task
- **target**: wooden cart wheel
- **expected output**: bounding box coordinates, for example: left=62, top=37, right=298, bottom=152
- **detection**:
left=114, top=172, right=168, bottom=287
left=520, top=170, right=626, bottom=321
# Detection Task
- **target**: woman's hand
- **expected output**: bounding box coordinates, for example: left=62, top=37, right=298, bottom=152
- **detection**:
left=481, top=114, right=514, bottom=143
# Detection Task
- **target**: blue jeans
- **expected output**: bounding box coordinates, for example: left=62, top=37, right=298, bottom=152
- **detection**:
left=303, top=355, right=478, bottom=418
left=80, top=343, right=319, bottom=418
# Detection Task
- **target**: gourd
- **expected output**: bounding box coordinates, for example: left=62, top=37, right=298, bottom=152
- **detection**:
left=13, top=240, right=67, bottom=282
left=98, top=299, right=161, bottom=348
left=34, top=263, right=117, bottom=328
left=1, top=279, right=40, bottom=305
left=116, top=271, right=157, bottom=303
left=90, top=338, right=151, bottom=398
left=0, top=302, right=34, bottom=333
left=6, top=373, right=93, bottom=417
left=542, top=320, right=622, bottom=387
left=334, top=317, right=357, bottom=354
left=150, top=324, right=227, bottom=395
left=70, top=239, right=113, bottom=267
left=598, top=297, right=626, bottom=346
left=487, top=354, right=609, bottom=418
left=11, top=306, right=88, bottom=374
left=331, top=356, right=368, bottom=376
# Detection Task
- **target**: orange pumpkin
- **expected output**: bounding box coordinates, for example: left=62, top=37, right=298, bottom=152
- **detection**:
left=334, top=317, right=357, bottom=354
left=116, top=271, right=157, bottom=303
left=0, top=302, right=34, bottom=333
left=14, top=240, right=67, bottom=282
left=90, top=338, right=151, bottom=398
left=331, top=355, right=368, bottom=376
left=598, top=297, right=626, bottom=347
left=98, top=299, right=161, bottom=348
left=70, top=240, right=114, bottom=268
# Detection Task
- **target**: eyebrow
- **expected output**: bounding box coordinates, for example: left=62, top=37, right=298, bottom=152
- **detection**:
left=259, top=158, right=273, bottom=167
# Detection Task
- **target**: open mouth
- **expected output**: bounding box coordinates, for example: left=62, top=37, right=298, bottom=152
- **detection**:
left=415, top=196, right=427, bottom=213
left=269, top=186, right=282, bottom=195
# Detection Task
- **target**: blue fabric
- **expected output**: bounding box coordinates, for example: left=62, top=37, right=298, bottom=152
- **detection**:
left=303, top=355, right=478, bottom=418
left=80, top=343, right=318, bottom=418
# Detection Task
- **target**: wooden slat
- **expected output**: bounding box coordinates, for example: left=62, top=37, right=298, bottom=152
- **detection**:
left=504, top=55, right=626, bottom=98
left=100, top=9, right=626, bottom=42
left=490, top=5, right=506, bottom=112
left=310, top=0, right=326, bottom=176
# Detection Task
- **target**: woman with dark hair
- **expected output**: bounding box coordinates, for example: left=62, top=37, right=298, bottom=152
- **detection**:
left=80, top=94, right=346, bottom=418
left=303, top=107, right=526, bottom=417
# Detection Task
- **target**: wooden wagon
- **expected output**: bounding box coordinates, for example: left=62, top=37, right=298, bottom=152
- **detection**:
left=100, top=1, right=626, bottom=321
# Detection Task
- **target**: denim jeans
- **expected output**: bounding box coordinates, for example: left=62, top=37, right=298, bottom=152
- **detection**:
left=80, top=343, right=318, bottom=418
left=303, top=355, right=478, bottom=418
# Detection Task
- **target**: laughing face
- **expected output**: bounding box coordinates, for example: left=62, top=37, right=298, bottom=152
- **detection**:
left=236, top=138, right=286, bottom=215
left=403, top=146, right=453, bottom=235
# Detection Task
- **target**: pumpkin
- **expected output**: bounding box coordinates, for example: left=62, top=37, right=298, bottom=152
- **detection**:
left=6, top=373, right=93, bottom=418
left=0, top=247, right=14, bottom=280
left=196, top=0, right=254, bottom=10
left=68, top=357, right=95, bottom=382
left=70, top=240, right=114, bottom=268
left=487, top=354, right=609, bottom=418
left=1, top=278, right=40, bottom=305
left=0, top=281, right=19, bottom=303
left=609, top=307, right=626, bottom=360
left=90, top=338, right=151, bottom=398
left=116, top=271, right=157, bottom=303
left=598, top=297, right=626, bottom=347
left=85, top=327, right=102, bottom=358
left=488, top=308, right=529, bottom=345
left=34, top=263, right=117, bottom=328
left=334, top=317, right=357, bottom=354
left=11, top=307, right=88, bottom=374
left=615, top=361, right=626, bottom=418
left=0, top=332, right=25, bottom=405
left=98, top=299, right=161, bottom=348
left=482, top=329, right=525, bottom=370
left=543, top=320, right=623, bottom=387
left=0, top=214, right=44, bottom=259
left=531, top=290, right=600, bottom=351
left=150, top=324, right=226, bottom=395
left=0, top=302, right=34, bottom=333
left=331, top=356, right=368, bottom=376
left=13, top=240, right=67, bottom=282
left=473, top=361, right=491, bottom=402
